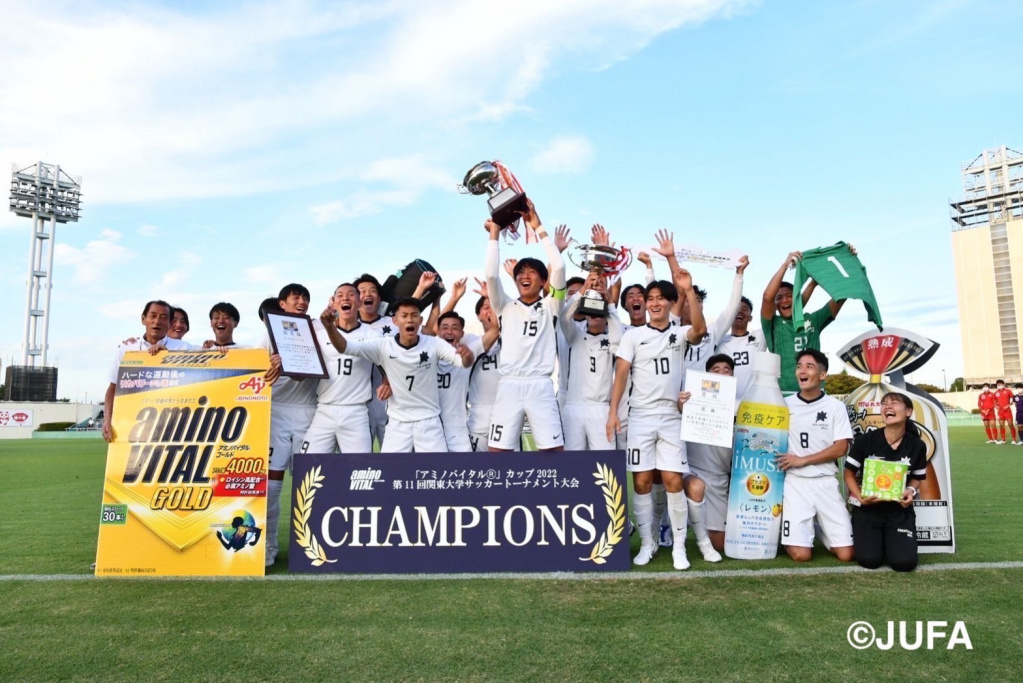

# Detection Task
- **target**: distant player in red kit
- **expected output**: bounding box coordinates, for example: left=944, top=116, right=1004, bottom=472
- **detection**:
left=993, top=379, right=1017, bottom=445
left=978, top=383, right=996, bottom=443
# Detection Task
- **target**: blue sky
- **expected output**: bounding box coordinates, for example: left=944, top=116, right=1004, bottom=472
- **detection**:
left=1, top=0, right=1019, bottom=401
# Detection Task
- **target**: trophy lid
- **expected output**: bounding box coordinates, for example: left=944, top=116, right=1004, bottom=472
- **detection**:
left=459, top=161, right=499, bottom=196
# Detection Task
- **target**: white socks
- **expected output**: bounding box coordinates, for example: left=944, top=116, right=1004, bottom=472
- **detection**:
left=633, top=492, right=654, bottom=546
left=666, top=490, right=689, bottom=549
left=688, top=497, right=710, bottom=545
left=267, top=478, right=284, bottom=552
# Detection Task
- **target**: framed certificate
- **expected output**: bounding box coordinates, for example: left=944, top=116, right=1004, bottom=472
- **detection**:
left=263, top=312, right=328, bottom=379
left=680, top=370, right=738, bottom=448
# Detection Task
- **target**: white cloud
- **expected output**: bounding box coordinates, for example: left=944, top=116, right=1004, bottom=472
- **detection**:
left=54, top=229, right=135, bottom=285
left=310, top=155, right=459, bottom=225
left=0, top=0, right=744, bottom=205
left=531, top=135, right=597, bottom=174
left=138, top=224, right=159, bottom=237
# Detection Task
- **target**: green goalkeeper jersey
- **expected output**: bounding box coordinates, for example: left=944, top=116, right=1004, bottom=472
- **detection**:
left=762, top=305, right=834, bottom=393
left=792, top=242, right=883, bottom=332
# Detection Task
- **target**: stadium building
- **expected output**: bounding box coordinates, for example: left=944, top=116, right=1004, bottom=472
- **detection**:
left=950, top=146, right=1023, bottom=388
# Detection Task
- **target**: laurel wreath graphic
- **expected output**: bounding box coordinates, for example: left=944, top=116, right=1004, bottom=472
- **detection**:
left=292, top=466, right=336, bottom=566
left=580, top=463, right=625, bottom=564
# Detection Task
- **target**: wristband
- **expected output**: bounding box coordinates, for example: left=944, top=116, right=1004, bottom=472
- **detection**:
left=906, top=486, right=919, bottom=498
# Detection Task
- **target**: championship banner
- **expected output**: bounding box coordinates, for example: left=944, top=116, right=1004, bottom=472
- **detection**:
left=289, top=452, right=629, bottom=573
left=95, top=349, right=271, bottom=577
left=839, top=329, right=955, bottom=553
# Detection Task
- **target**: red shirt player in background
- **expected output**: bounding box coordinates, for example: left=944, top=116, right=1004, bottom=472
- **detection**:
left=978, top=384, right=996, bottom=443
left=993, top=379, right=1017, bottom=445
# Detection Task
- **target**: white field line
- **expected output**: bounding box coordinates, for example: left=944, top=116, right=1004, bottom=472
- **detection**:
left=2, top=561, right=1022, bottom=582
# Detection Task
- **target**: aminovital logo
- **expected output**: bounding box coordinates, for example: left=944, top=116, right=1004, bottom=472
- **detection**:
left=350, top=468, right=384, bottom=491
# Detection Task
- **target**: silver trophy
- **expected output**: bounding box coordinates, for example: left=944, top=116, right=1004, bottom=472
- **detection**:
left=569, top=244, right=628, bottom=317
left=458, top=161, right=528, bottom=228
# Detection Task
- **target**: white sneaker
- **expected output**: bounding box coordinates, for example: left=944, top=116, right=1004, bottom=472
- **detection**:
left=633, top=543, right=658, bottom=566
left=987, top=439, right=996, bottom=443
left=265, top=546, right=278, bottom=568
left=658, top=524, right=674, bottom=548
left=697, top=539, right=723, bottom=563
left=998, top=440, right=1006, bottom=444
left=672, top=547, right=691, bottom=570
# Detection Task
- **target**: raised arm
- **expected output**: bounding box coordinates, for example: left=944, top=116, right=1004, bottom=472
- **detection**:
left=533, top=207, right=566, bottom=295
left=762, top=251, right=801, bottom=320
left=711, top=256, right=748, bottom=342
left=441, top=277, right=467, bottom=315
left=675, top=267, right=707, bottom=342
left=484, top=219, right=508, bottom=311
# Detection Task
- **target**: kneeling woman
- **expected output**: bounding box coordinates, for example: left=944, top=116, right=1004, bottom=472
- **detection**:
left=843, top=392, right=928, bottom=572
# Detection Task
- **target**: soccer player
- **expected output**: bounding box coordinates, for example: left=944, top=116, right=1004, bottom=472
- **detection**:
left=977, top=383, right=996, bottom=443
left=761, top=251, right=849, bottom=394
left=993, top=379, right=1017, bottom=445
left=169, top=307, right=190, bottom=340
left=844, top=391, right=927, bottom=572
left=606, top=270, right=707, bottom=570
left=102, top=300, right=189, bottom=442
left=436, top=310, right=498, bottom=452
left=320, top=298, right=473, bottom=452
left=682, top=354, right=737, bottom=554
left=717, top=296, right=767, bottom=401
left=777, top=349, right=855, bottom=563
left=301, top=283, right=376, bottom=454
left=355, top=273, right=391, bottom=446
left=262, top=283, right=317, bottom=567
left=208, top=302, right=240, bottom=347
left=560, top=272, right=623, bottom=451
left=484, top=199, right=567, bottom=452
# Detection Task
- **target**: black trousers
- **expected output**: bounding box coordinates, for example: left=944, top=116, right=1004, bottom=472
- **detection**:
left=851, top=504, right=918, bottom=572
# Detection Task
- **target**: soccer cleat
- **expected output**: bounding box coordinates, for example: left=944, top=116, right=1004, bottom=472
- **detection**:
left=658, top=524, right=674, bottom=548
left=986, top=439, right=996, bottom=444
left=697, top=539, right=723, bottom=563
left=265, top=546, right=278, bottom=568
left=672, top=547, right=691, bottom=571
left=633, top=543, right=658, bottom=566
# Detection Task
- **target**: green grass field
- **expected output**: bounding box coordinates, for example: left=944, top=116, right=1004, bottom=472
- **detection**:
left=1, top=428, right=1020, bottom=681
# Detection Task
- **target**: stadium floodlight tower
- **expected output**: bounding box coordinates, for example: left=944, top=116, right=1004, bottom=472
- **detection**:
left=9, top=161, right=82, bottom=369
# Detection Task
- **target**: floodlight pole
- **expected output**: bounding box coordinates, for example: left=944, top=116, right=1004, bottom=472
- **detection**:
left=9, top=161, right=82, bottom=368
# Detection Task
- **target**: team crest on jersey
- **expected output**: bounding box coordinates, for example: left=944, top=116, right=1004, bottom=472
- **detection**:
left=815, top=411, right=828, bottom=423
left=748, top=335, right=757, bottom=344
left=382, top=325, right=392, bottom=334
left=600, top=339, right=610, bottom=348
left=418, top=351, right=430, bottom=366
left=667, top=332, right=681, bottom=351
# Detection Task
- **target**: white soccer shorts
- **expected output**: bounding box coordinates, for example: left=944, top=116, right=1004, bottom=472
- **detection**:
left=443, top=422, right=473, bottom=453
left=625, top=413, right=689, bottom=474
left=780, top=475, right=854, bottom=549
left=381, top=416, right=448, bottom=453
left=487, top=377, right=565, bottom=450
left=563, top=403, right=615, bottom=451
left=301, top=403, right=372, bottom=455
left=268, top=403, right=316, bottom=471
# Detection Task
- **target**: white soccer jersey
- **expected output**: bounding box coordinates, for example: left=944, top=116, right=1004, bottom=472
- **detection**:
left=313, top=319, right=374, bottom=405
left=438, top=334, right=485, bottom=430
left=784, top=393, right=853, bottom=478
left=560, top=296, right=623, bottom=405
left=259, top=332, right=317, bottom=406
left=716, top=330, right=767, bottom=401
left=683, top=272, right=744, bottom=373
left=484, top=236, right=566, bottom=379
left=616, top=323, right=690, bottom=417
left=108, top=336, right=189, bottom=384
left=467, top=339, right=501, bottom=434
left=345, top=334, right=464, bottom=422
